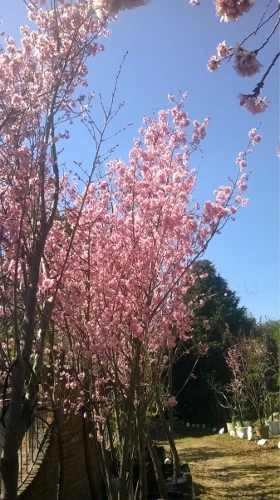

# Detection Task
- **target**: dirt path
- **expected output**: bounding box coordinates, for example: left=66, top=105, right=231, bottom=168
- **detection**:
left=172, top=433, right=280, bottom=499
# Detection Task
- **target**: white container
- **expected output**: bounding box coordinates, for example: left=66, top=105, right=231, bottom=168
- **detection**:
left=269, top=420, right=280, bottom=436
left=247, top=426, right=253, bottom=440
left=236, top=426, right=248, bottom=439
left=226, top=423, right=236, bottom=437
left=226, top=422, right=234, bottom=433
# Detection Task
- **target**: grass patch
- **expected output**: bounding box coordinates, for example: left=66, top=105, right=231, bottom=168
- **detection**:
left=161, top=433, right=280, bottom=498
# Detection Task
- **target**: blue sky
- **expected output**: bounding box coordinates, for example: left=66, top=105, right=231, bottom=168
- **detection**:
left=2, top=1, right=279, bottom=320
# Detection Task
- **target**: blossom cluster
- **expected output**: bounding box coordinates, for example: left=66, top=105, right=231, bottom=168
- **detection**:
left=0, top=1, right=108, bottom=142
left=189, top=0, right=255, bottom=21
left=207, top=40, right=232, bottom=72
left=44, top=101, right=259, bottom=385
left=92, top=0, right=147, bottom=19
left=215, top=0, right=255, bottom=22
left=233, top=47, right=261, bottom=77
left=208, top=43, right=261, bottom=80
left=0, top=0, right=110, bottom=312
left=239, top=94, right=268, bottom=114
left=198, top=0, right=273, bottom=115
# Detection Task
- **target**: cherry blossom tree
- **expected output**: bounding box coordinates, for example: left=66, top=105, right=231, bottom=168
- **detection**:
left=41, top=96, right=260, bottom=498
left=226, top=337, right=275, bottom=425
left=0, top=1, right=119, bottom=497
left=0, top=1, right=262, bottom=498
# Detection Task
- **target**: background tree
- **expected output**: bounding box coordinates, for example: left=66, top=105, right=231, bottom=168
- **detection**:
left=226, top=336, right=278, bottom=425
left=172, top=260, right=255, bottom=425
left=255, top=320, right=280, bottom=404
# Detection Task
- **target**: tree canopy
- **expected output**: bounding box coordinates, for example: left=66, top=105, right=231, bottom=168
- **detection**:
left=173, top=260, right=255, bottom=425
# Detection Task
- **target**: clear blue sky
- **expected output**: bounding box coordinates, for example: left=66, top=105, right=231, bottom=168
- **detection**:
left=2, top=1, right=279, bottom=320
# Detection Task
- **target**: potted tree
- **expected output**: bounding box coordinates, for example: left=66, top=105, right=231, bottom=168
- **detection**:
left=207, top=378, right=247, bottom=438
left=226, top=338, right=272, bottom=440
left=265, top=393, right=280, bottom=436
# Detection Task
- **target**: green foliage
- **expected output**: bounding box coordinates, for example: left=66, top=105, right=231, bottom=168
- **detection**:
left=226, top=337, right=279, bottom=424
left=173, top=260, right=255, bottom=425
left=184, top=260, right=255, bottom=345
left=255, top=320, right=280, bottom=392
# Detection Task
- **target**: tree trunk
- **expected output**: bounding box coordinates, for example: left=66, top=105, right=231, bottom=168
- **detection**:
left=147, top=435, right=168, bottom=500
left=82, top=416, right=104, bottom=500
left=1, top=411, right=30, bottom=500
left=0, top=360, right=33, bottom=500
left=160, top=415, right=180, bottom=480
left=1, top=455, right=18, bottom=500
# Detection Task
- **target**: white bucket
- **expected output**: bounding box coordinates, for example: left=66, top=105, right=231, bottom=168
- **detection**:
left=236, top=426, right=248, bottom=439
left=247, top=426, right=253, bottom=440
left=226, top=422, right=234, bottom=433
left=269, top=420, right=280, bottom=436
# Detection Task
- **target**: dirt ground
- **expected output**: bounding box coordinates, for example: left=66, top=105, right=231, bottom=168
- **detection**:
left=163, top=432, right=280, bottom=499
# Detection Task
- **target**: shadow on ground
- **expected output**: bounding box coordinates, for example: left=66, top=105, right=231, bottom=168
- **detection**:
left=162, top=433, right=280, bottom=499
left=191, top=457, right=280, bottom=498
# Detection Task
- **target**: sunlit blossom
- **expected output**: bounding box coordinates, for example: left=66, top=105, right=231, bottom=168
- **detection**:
left=239, top=94, right=268, bottom=114
left=234, top=47, right=261, bottom=77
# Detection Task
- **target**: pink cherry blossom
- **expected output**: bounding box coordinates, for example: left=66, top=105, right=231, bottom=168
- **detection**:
left=235, top=151, right=247, bottom=171
left=208, top=40, right=232, bottom=73
left=237, top=173, right=248, bottom=192
left=171, top=106, right=190, bottom=127
left=239, top=94, right=268, bottom=114
left=216, top=40, right=232, bottom=58
left=214, top=185, right=232, bottom=205
left=215, top=0, right=255, bottom=22
left=192, top=118, right=209, bottom=143
left=234, top=47, right=261, bottom=77
left=207, top=55, right=221, bottom=72
left=92, top=0, right=147, bottom=19
left=248, top=127, right=262, bottom=144
left=235, top=195, right=249, bottom=206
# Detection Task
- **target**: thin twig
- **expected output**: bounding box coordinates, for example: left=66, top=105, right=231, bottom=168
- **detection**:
left=255, top=16, right=280, bottom=54
left=253, top=51, right=280, bottom=96
left=240, top=4, right=280, bottom=47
